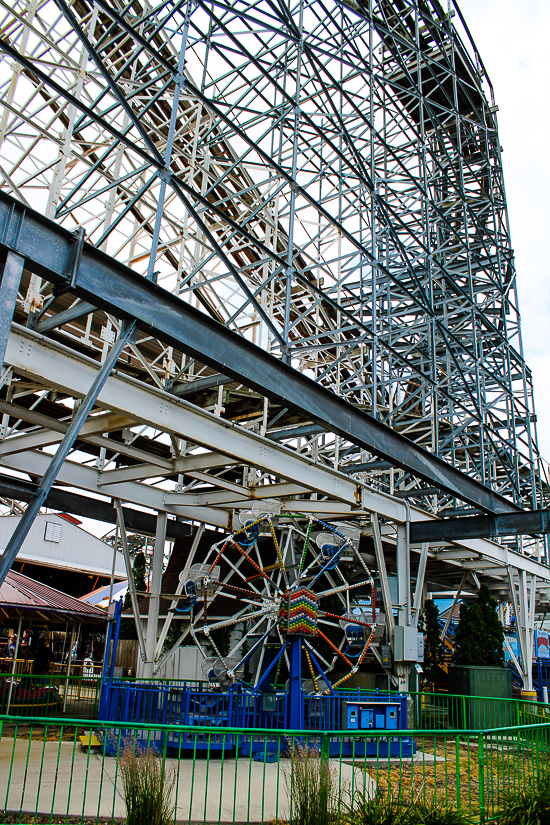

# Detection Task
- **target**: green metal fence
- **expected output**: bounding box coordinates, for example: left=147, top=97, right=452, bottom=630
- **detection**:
left=409, top=689, right=548, bottom=730
left=4, top=670, right=545, bottom=733
left=0, top=673, right=101, bottom=719
left=0, top=713, right=549, bottom=824
left=331, top=686, right=550, bottom=731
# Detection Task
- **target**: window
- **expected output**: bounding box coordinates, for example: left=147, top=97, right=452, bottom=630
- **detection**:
left=44, top=521, right=62, bottom=543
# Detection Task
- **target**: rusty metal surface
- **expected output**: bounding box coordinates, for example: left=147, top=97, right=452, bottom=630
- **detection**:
left=0, top=570, right=107, bottom=621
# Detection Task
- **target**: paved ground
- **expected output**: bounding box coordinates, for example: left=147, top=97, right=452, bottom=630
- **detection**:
left=0, top=738, right=375, bottom=823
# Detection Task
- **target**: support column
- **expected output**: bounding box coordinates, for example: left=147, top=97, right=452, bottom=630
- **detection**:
left=0, top=251, right=23, bottom=366
left=396, top=523, right=410, bottom=627
left=6, top=614, right=23, bottom=715
left=395, top=522, right=412, bottom=693
left=143, top=510, right=167, bottom=678
left=115, top=500, right=147, bottom=662
left=371, top=514, right=394, bottom=636
left=62, top=622, right=76, bottom=713
left=411, top=543, right=429, bottom=627
left=0, top=318, right=135, bottom=586
left=518, top=570, right=536, bottom=691
left=288, top=636, right=303, bottom=731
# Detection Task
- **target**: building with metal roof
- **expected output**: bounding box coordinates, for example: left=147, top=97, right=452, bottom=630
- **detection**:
left=0, top=570, right=107, bottom=624
left=0, top=513, right=126, bottom=597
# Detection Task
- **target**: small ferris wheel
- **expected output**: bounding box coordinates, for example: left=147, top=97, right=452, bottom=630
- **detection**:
left=178, top=509, right=379, bottom=701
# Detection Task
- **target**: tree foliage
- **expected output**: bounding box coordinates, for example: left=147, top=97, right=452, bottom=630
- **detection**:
left=420, top=599, right=445, bottom=683
left=131, top=552, right=147, bottom=593
left=119, top=552, right=147, bottom=641
left=454, top=583, right=504, bottom=667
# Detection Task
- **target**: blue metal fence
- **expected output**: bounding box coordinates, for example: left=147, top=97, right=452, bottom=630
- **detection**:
left=98, top=678, right=411, bottom=756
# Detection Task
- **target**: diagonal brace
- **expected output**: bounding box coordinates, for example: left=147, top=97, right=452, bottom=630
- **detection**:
left=115, top=498, right=147, bottom=662
left=36, top=300, right=96, bottom=334
left=0, top=318, right=136, bottom=585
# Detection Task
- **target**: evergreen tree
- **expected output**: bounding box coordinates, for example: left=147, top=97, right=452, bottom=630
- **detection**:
left=420, top=599, right=445, bottom=683
left=119, top=552, right=147, bottom=640
left=454, top=583, right=505, bottom=667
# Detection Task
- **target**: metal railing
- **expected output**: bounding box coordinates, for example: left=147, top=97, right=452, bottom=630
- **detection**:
left=0, top=713, right=549, bottom=824
left=4, top=667, right=548, bottom=734
left=333, top=686, right=548, bottom=730
left=0, top=674, right=101, bottom=719
left=99, top=678, right=408, bottom=736
left=411, top=689, right=547, bottom=730
left=0, top=659, right=104, bottom=678
left=99, top=676, right=550, bottom=732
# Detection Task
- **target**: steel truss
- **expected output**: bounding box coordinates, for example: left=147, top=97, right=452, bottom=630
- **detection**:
left=0, top=0, right=548, bottom=687
left=0, top=0, right=546, bottom=525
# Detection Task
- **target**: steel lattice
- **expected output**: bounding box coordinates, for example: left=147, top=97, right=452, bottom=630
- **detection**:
left=0, top=0, right=546, bottom=528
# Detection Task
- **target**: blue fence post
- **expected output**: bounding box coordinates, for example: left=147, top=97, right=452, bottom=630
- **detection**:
left=288, top=637, right=303, bottom=730
left=108, top=598, right=123, bottom=683
left=98, top=598, right=122, bottom=720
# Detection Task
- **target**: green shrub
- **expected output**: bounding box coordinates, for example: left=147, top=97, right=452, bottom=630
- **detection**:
left=497, top=772, right=550, bottom=825
left=118, top=743, right=175, bottom=825
left=284, top=741, right=337, bottom=825
left=340, top=788, right=471, bottom=825
left=454, top=583, right=504, bottom=667
left=406, top=799, right=470, bottom=825
left=342, top=787, right=406, bottom=825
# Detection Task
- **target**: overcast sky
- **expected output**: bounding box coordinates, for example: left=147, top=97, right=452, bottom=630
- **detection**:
left=457, top=0, right=550, bottom=466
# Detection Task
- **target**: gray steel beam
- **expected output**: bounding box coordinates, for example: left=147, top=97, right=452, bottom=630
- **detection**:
left=35, top=300, right=96, bottom=333
left=0, top=192, right=520, bottom=516
left=4, top=324, right=399, bottom=519
left=411, top=510, right=550, bottom=543
left=340, top=461, right=393, bottom=474
left=115, top=499, right=147, bottom=662
left=0, top=474, right=193, bottom=539
left=0, top=318, right=136, bottom=585
left=0, top=251, right=23, bottom=365
left=267, top=424, right=325, bottom=441
left=143, top=510, right=167, bottom=678
left=172, top=373, right=231, bottom=397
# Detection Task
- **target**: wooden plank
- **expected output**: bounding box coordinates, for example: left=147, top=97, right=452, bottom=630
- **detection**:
left=79, top=733, right=100, bottom=749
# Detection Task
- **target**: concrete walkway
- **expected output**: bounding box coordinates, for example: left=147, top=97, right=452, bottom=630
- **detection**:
left=0, top=738, right=375, bottom=823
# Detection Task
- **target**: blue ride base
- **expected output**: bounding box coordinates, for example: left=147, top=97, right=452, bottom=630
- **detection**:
left=98, top=677, right=414, bottom=758
left=99, top=610, right=414, bottom=757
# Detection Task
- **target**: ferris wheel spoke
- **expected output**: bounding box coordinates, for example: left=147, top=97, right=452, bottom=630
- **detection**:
left=189, top=623, right=209, bottom=658
left=316, top=627, right=354, bottom=668
left=225, top=614, right=276, bottom=663
left=317, top=617, right=344, bottom=630
left=316, top=580, right=366, bottom=599
left=299, top=547, right=325, bottom=580
left=319, top=569, right=348, bottom=607
left=233, top=617, right=280, bottom=674
left=267, top=516, right=289, bottom=587
left=217, top=588, right=264, bottom=608
left=234, top=539, right=284, bottom=594
left=203, top=604, right=277, bottom=635
left=219, top=547, right=273, bottom=598
left=303, top=639, right=336, bottom=674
